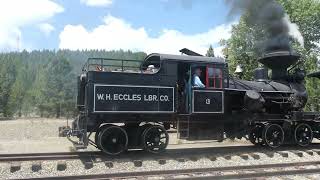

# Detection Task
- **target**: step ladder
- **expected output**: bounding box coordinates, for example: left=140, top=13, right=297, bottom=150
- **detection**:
left=177, top=114, right=191, bottom=139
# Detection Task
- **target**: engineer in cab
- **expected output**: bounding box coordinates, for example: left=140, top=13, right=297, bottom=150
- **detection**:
left=193, top=68, right=205, bottom=88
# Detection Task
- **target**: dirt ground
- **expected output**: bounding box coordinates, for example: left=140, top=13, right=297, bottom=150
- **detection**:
left=0, top=118, right=73, bottom=153
left=0, top=118, right=250, bottom=154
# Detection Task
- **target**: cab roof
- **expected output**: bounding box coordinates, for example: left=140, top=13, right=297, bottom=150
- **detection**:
left=143, top=53, right=226, bottom=65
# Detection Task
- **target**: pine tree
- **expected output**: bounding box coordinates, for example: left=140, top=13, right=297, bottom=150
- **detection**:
left=0, top=49, right=146, bottom=118
left=206, top=45, right=215, bottom=57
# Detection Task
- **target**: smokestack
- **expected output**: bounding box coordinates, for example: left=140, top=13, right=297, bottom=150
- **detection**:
left=259, top=51, right=300, bottom=80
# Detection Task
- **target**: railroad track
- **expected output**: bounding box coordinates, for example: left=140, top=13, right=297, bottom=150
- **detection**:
left=2, top=146, right=320, bottom=179
left=24, top=161, right=320, bottom=179
left=0, top=152, right=102, bottom=162
left=1, top=144, right=320, bottom=162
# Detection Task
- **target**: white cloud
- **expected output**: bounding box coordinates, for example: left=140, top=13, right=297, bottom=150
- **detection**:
left=38, top=23, right=55, bottom=36
left=59, top=15, right=232, bottom=57
left=0, top=0, right=63, bottom=51
left=214, top=46, right=226, bottom=58
left=80, top=0, right=113, bottom=7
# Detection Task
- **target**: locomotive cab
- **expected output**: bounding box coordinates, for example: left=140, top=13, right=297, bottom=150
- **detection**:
left=175, top=59, right=228, bottom=141
left=140, top=53, right=228, bottom=117
left=176, top=55, right=230, bottom=142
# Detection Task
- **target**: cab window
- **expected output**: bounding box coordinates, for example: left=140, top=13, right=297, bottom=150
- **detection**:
left=206, top=66, right=223, bottom=89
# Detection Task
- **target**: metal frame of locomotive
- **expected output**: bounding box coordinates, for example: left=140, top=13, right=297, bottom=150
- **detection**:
left=60, top=49, right=320, bottom=155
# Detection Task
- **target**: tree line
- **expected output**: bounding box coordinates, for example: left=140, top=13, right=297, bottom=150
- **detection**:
left=0, top=50, right=146, bottom=118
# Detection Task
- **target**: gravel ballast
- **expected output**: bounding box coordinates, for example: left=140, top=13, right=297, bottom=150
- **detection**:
left=1, top=118, right=320, bottom=179
left=2, top=151, right=320, bottom=179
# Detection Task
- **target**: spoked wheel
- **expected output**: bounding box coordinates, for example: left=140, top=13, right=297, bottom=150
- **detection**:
left=248, top=124, right=264, bottom=146
left=142, top=125, right=169, bottom=153
left=294, top=123, right=313, bottom=147
left=262, top=124, right=284, bottom=148
left=95, top=129, right=101, bottom=150
left=95, top=124, right=110, bottom=150
left=98, top=125, right=128, bottom=155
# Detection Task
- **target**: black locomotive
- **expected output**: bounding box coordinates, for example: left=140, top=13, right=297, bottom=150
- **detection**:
left=60, top=49, right=320, bottom=155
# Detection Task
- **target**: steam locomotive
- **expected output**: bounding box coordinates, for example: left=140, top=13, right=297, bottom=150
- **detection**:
left=60, top=49, right=320, bottom=155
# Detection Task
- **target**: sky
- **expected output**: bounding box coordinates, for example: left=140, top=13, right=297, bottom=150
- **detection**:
left=0, top=0, right=237, bottom=56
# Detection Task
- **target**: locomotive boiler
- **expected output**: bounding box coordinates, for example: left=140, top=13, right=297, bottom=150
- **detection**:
left=230, top=51, right=307, bottom=114
left=60, top=49, right=320, bottom=155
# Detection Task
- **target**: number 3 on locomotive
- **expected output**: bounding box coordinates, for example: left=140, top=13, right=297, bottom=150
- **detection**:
left=206, top=98, right=211, bottom=105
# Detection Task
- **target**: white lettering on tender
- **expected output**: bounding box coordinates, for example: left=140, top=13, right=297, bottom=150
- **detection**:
left=97, top=93, right=170, bottom=102
left=144, top=95, right=159, bottom=101
left=112, top=94, right=142, bottom=101
left=106, top=94, right=112, bottom=100
left=97, top=94, right=104, bottom=100
left=160, top=95, right=169, bottom=102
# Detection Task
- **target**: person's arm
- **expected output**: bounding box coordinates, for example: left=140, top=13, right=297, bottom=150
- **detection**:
left=194, top=76, right=205, bottom=88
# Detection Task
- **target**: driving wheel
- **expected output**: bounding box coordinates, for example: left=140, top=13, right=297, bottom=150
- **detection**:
left=262, top=124, right=284, bottom=148
left=98, top=125, right=128, bottom=155
left=249, top=124, right=264, bottom=146
left=294, top=123, right=313, bottom=147
left=95, top=124, right=110, bottom=150
left=142, top=125, right=169, bottom=153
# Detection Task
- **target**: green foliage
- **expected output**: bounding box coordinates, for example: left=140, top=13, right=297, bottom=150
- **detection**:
left=0, top=54, right=18, bottom=117
left=223, top=0, right=320, bottom=110
left=206, top=45, right=215, bottom=57
left=222, top=15, right=264, bottom=79
left=0, top=49, right=146, bottom=118
left=277, top=0, right=320, bottom=51
left=278, top=0, right=320, bottom=111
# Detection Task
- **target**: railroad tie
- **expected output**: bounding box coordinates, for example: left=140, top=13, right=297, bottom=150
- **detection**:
left=158, top=159, right=166, bottom=165
left=10, top=162, right=21, bottom=173
left=57, top=161, right=67, bottom=171
left=306, top=150, right=314, bottom=156
left=224, top=155, right=232, bottom=160
left=177, top=158, right=186, bottom=162
left=133, top=160, right=143, bottom=167
left=31, top=162, right=42, bottom=172
left=277, top=151, right=289, bottom=158
left=292, top=151, right=303, bottom=157
left=312, top=150, right=320, bottom=155
left=265, top=152, right=274, bottom=158
left=104, top=161, right=113, bottom=168
left=84, top=161, right=93, bottom=169
left=189, top=156, right=198, bottom=162
left=240, top=154, right=249, bottom=160
left=208, top=156, right=216, bottom=161
left=250, top=153, right=260, bottom=160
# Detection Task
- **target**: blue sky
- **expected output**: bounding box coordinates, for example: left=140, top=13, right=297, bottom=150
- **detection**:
left=0, top=0, right=237, bottom=56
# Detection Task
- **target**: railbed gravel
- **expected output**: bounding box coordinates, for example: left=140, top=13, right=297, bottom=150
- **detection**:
left=2, top=151, right=320, bottom=179
left=1, top=119, right=320, bottom=179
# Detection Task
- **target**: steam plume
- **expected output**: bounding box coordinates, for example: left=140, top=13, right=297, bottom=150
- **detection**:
left=226, top=0, right=304, bottom=52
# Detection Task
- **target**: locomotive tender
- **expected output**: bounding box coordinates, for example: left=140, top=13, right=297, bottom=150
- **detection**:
left=61, top=49, right=320, bottom=155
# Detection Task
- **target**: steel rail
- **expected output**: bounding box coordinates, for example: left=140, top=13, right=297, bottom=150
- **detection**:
left=23, top=161, right=320, bottom=180
left=0, top=152, right=101, bottom=162
left=192, top=168, right=320, bottom=180
left=1, top=143, right=320, bottom=162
